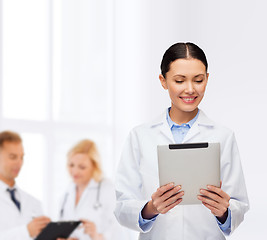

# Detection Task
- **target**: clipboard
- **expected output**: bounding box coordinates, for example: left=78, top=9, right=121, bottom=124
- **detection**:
left=35, top=221, right=81, bottom=240
left=157, top=142, right=220, bottom=205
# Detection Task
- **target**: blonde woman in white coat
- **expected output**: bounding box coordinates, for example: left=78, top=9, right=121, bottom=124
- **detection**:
left=58, top=139, right=119, bottom=240
left=115, top=42, right=249, bottom=240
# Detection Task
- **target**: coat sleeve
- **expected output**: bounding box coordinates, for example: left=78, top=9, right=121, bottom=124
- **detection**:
left=0, top=196, right=43, bottom=240
left=0, top=225, right=32, bottom=240
left=220, top=132, right=249, bottom=235
left=114, top=129, right=150, bottom=233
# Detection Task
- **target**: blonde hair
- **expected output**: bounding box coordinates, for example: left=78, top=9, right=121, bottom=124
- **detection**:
left=67, top=139, right=103, bottom=182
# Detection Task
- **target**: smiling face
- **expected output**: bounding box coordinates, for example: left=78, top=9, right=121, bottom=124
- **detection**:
left=67, top=153, right=94, bottom=187
left=159, top=58, right=209, bottom=123
left=0, top=141, right=24, bottom=187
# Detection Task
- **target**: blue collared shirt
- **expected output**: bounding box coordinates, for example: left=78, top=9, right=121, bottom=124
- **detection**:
left=166, top=108, right=199, bottom=143
left=138, top=108, right=231, bottom=233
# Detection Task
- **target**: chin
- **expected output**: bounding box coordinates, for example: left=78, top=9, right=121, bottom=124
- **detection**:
left=178, top=106, right=198, bottom=113
left=73, top=179, right=87, bottom=186
left=72, top=179, right=80, bottom=184
left=12, top=173, right=20, bottom=179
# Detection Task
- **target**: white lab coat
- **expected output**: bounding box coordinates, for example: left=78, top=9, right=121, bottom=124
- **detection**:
left=59, top=178, right=123, bottom=240
left=115, top=109, right=249, bottom=240
left=0, top=180, right=43, bottom=240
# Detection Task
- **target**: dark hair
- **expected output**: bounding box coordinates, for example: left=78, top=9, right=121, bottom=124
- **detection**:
left=0, top=131, right=22, bottom=149
left=160, top=42, right=208, bottom=78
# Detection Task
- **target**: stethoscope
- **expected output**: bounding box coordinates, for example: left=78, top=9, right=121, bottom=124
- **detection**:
left=93, top=180, right=102, bottom=209
left=60, top=180, right=102, bottom=217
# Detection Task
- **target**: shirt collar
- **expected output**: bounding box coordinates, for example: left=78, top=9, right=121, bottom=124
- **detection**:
left=150, top=108, right=215, bottom=129
left=166, top=107, right=199, bottom=129
left=0, top=180, right=18, bottom=192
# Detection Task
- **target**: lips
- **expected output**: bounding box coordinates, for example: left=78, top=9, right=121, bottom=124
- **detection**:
left=12, top=169, right=21, bottom=175
left=180, top=96, right=198, bottom=103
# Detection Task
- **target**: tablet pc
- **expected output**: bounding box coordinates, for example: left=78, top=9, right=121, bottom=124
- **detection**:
left=35, top=221, right=81, bottom=240
left=157, top=142, right=220, bottom=205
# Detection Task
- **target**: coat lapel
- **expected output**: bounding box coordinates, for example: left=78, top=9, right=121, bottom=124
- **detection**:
left=150, top=110, right=175, bottom=143
left=183, top=110, right=215, bottom=143
left=159, top=120, right=175, bottom=143
left=182, top=122, right=200, bottom=143
left=150, top=109, right=215, bottom=144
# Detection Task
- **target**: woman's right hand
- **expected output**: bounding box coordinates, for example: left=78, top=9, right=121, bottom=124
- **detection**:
left=141, top=183, right=184, bottom=219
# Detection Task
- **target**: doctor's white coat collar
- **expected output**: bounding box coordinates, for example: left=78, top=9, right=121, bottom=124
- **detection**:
left=0, top=180, right=19, bottom=191
left=150, top=109, right=215, bottom=143
left=67, top=179, right=100, bottom=209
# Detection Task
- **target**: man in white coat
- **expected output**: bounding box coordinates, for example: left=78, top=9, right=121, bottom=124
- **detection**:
left=0, top=131, right=50, bottom=240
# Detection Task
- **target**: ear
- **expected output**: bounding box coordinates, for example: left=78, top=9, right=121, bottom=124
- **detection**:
left=159, top=74, right=168, bottom=90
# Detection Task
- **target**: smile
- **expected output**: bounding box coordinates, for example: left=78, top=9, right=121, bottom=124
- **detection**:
left=180, top=96, right=197, bottom=103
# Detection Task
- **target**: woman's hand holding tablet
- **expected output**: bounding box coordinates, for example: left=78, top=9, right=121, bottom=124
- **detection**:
left=141, top=182, right=184, bottom=219
left=198, top=182, right=230, bottom=224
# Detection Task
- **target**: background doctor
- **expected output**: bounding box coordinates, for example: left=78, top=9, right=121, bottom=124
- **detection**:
left=115, top=42, right=249, bottom=239
left=58, top=139, right=121, bottom=240
left=0, top=130, right=51, bottom=240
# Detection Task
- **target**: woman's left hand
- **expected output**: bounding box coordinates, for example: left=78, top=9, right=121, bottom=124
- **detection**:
left=197, top=182, right=230, bottom=224
left=81, top=219, right=103, bottom=240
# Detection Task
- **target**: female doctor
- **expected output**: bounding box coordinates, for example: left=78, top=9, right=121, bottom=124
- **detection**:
left=115, top=42, right=249, bottom=240
left=58, top=139, right=119, bottom=240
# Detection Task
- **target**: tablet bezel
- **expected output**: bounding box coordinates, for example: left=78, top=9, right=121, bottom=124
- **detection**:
left=157, top=142, right=220, bottom=205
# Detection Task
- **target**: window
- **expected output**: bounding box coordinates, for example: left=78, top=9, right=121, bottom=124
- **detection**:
left=0, top=0, right=115, bottom=218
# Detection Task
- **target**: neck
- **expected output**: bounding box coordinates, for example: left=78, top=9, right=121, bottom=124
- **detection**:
left=76, top=185, right=86, bottom=195
left=75, top=182, right=90, bottom=206
left=75, top=181, right=90, bottom=195
left=169, top=107, right=198, bottom=125
left=0, top=175, right=15, bottom=188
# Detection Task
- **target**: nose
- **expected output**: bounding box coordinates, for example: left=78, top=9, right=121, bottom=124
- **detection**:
left=70, top=167, right=79, bottom=176
left=17, top=157, right=23, bottom=167
left=14, top=158, right=23, bottom=172
left=184, top=81, right=195, bottom=94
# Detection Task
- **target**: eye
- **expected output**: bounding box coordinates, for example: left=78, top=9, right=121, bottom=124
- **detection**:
left=79, top=165, right=86, bottom=170
left=9, top=154, right=16, bottom=160
left=195, top=79, right=203, bottom=83
left=68, top=163, right=74, bottom=168
left=175, top=80, right=184, bottom=84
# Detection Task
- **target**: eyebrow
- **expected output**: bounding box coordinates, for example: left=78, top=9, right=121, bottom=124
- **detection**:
left=173, top=74, right=186, bottom=78
left=173, top=74, right=205, bottom=78
left=194, top=74, right=205, bottom=78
